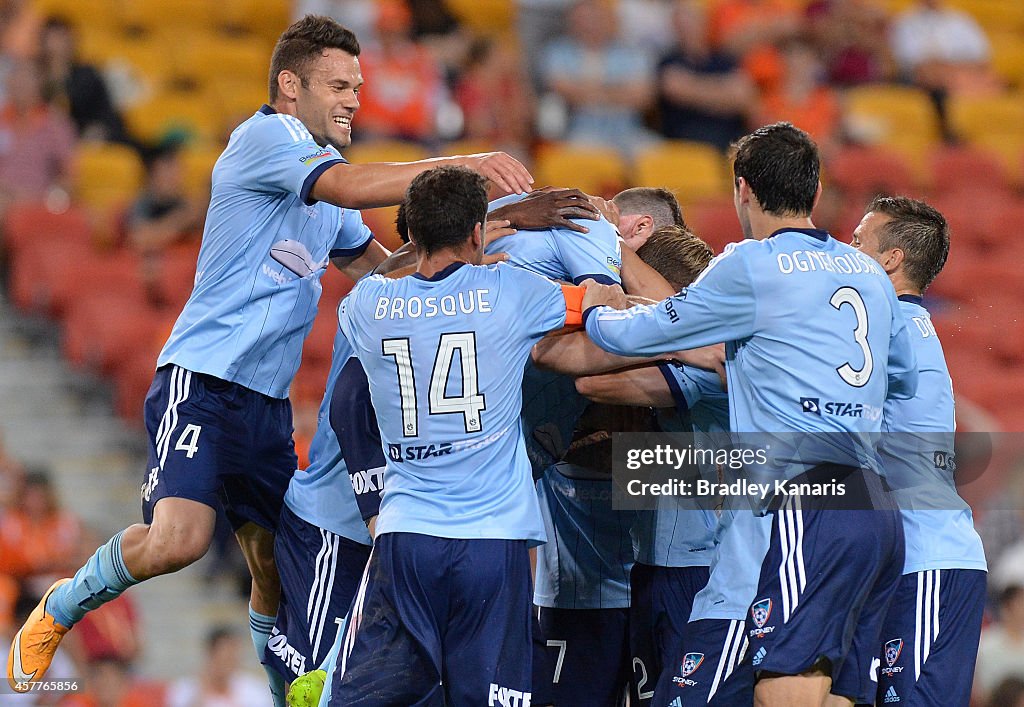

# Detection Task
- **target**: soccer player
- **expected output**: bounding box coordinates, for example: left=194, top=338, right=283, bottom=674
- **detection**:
left=332, top=166, right=583, bottom=706
left=6, top=14, right=534, bottom=700
left=835, top=196, right=987, bottom=707
left=579, top=123, right=918, bottom=706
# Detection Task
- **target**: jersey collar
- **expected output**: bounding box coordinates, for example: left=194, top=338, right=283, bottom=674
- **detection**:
left=259, top=104, right=276, bottom=115
left=898, top=294, right=924, bottom=305
left=768, top=227, right=831, bottom=242
left=412, top=262, right=467, bottom=281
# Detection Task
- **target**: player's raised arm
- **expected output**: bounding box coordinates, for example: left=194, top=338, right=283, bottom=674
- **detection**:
left=885, top=291, right=919, bottom=400
left=574, top=365, right=677, bottom=407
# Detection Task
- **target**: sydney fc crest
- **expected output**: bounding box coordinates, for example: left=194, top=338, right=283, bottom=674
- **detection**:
left=751, top=598, right=773, bottom=629
left=885, top=638, right=903, bottom=667
left=681, top=653, right=704, bottom=677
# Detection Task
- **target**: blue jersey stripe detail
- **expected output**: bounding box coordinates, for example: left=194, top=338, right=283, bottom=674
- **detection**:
left=300, top=158, right=345, bottom=205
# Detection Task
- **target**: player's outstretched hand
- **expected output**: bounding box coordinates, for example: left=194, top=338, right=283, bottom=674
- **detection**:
left=489, top=188, right=600, bottom=233
left=459, top=152, right=534, bottom=195
left=580, top=278, right=629, bottom=313
left=482, top=252, right=510, bottom=265
left=586, top=194, right=620, bottom=227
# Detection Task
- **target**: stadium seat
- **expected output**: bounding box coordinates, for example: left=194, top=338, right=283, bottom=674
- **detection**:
left=150, top=244, right=200, bottom=310
left=360, top=206, right=403, bottom=251
left=114, top=349, right=166, bottom=424
left=684, top=198, right=743, bottom=253
left=965, top=132, right=1024, bottom=188
left=947, top=0, right=1024, bottom=34
left=124, top=92, right=221, bottom=145
left=302, top=307, right=338, bottom=371
left=173, top=35, right=269, bottom=91
left=444, top=0, right=516, bottom=36
left=119, top=0, right=215, bottom=34
left=74, top=142, right=145, bottom=214
left=206, top=78, right=269, bottom=130
left=62, top=294, right=162, bottom=374
left=342, top=140, right=430, bottom=165
left=213, top=0, right=291, bottom=42
left=989, top=31, right=1024, bottom=88
left=632, top=141, right=730, bottom=203
left=2, top=203, right=91, bottom=258
left=181, top=145, right=223, bottom=199
left=824, top=146, right=918, bottom=202
left=100, top=35, right=177, bottom=90
left=844, top=85, right=942, bottom=152
left=34, top=0, right=121, bottom=33
left=950, top=93, right=1024, bottom=144
left=534, top=143, right=628, bottom=197
left=928, top=145, right=1012, bottom=196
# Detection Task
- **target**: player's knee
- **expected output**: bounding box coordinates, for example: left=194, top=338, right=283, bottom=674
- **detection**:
left=145, top=520, right=211, bottom=573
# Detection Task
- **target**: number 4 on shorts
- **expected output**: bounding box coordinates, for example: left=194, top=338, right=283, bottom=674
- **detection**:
left=175, top=424, right=202, bottom=459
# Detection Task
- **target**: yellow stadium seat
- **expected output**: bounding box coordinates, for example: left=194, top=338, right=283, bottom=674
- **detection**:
left=181, top=145, right=224, bottom=199
left=950, top=92, right=1024, bottom=143
left=213, top=0, right=291, bottom=42
left=444, top=0, right=516, bottom=36
left=534, top=143, right=628, bottom=196
left=206, top=79, right=270, bottom=129
left=35, top=0, right=121, bottom=32
left=101, top=35, right=177, bottom=89
left=73, top=142, right=144, bottom=212
left=125, top=92, right=221, bottom=144
left=947, top=0, right=1024, bottom=33
left=966, top=132, right=1024, bottom=188
left=989, top=32, right=1024, bottom=88
left=632, top=141, right=730, bottom=203
left=118, top=0, right=215, bottom=33
left=173, top=35, right=269, bottom=90
left=845, top=85, right=942, bottom=149
left=343, top=141, right=430, bottom=165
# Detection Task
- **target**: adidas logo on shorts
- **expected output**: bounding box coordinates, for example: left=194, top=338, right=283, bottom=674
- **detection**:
left=752, top=646, right=767, bottom=667
left=669, top=698, right=683, bottom=707
left=884, top=686, right=900, bottom=703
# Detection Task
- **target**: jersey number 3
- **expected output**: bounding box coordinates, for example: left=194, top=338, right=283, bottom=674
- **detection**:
left=830, top=286, right=873, bottom=387
left=383, top=333, right=487, bottom=437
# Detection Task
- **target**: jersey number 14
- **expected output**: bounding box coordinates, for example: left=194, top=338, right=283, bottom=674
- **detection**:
left=383, top=332, right=487, bottom=437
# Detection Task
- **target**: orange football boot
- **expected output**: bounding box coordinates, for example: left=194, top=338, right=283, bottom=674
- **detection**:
left=7, top=579, right=70, bottom=692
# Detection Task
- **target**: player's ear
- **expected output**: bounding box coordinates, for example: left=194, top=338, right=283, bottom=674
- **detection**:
left=471, top=222, right=483, bottom=249
left=639, top=215, right=654, bottom=237
left=812, top=181, right=823, bottom=210
left=885, top=247, right=905, bottom=273
left=735, top=177, right=752, bottom=205
left=277, top=70, right=301, bottom=101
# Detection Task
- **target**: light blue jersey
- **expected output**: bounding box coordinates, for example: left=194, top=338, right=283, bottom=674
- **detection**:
left=486, top=193, right=622, bottom=285
left=158, top=106, right=374, bottom=398
left=534, top=463, right=633, bottom=609
left=689, top=508, right=772, bottom=621
left=881, top=296, right=986, bottom=575
left=339, top=262, right=568, bottom=544
left=283, top=323, right=373, bottom=546
left=586, top=229, right=918, bottom=480
left=632, top=364, right=729, bottom=567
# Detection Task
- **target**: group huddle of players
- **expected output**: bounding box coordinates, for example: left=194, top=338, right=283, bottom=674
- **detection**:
left=6, top=14, right=985, bottom=707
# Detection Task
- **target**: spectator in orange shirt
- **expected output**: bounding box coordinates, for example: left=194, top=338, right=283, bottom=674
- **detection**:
left=454, top=37, right=534, bottom=155
left=0, top=470, right=82, bottom=596
left=756, top=38, right=841, bottom=151
left=708, top=0, right=802, bottom=91
left=352, top=0, right=444, bottom=144
left=57, top=658, right=166, bottom=707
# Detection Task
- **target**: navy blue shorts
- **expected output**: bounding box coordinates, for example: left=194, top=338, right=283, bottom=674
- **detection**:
left=874, top=569, right=986, bottom=706
left=332, top=533, right=533, bottom=707
left=264, top=504, right=372, bottom=681
left=629, top=563, right=710, bottom=706
left=141, top=365, right=297, bottom=531
left=654, top=619, right=754, bottom=707
left=535, top=606, right=630, bottom=706
left=741, top=466, right=904, bottom=682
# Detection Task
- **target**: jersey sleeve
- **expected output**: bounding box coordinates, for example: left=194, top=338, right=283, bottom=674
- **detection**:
left=584, top=242, right=758, bottom=356
left=329, top=356, right=386, bottom=522
left=885, top=289, right=919, bottom=401
left=235, top=113, right=346, bottom=205
left=553, top=219, right=622, bottom=285
left=504, top=266, right=569, bottom=339
left=657, top=362, right=724, bottom=413
left=331, top=208, right=375, bottom=260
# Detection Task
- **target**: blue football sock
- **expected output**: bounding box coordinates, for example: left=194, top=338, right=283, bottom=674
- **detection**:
left=45, top=530, right=139, bottom=629
left=250, top=604, right=286, bottom=707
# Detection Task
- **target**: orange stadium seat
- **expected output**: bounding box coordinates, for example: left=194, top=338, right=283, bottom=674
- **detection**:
left=533, top=143, right=628, bottom=197
left=928, top=145, right=1012, bottom=195
left=824, top=146, right=918, bottom=202
left=632, top=141, right=730, bottom=203
left=150, top=244, right=200, bottom=310
left=2, top=203, right=91, bottom=258
left=684, top=198, right=743, bottom=253
left=62, top=294, right=162, bottom=374
left=844, top=85, right=941, bottom=156
left=74, top=142, right=145, bottom=214
left=45, top=249, right=147, bottom=318
left=950, top=93, right=1024, bottom=144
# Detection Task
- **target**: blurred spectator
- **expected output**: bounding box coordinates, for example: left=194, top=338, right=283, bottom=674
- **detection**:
left=166, top=625, right=273, bottom=707
left=617, top=0, right=676, bottom=55
left=38, top=17, right=128, bottom=144
left=295, top=0, right=377, bottom=43
left=756, top=38, right=841, bottom=151
left=805, top=0, right=894, bottom=86
left=454, top=37, right=534, bottom=154
left=404, top=0, right=469, bottom=78
left=0, top=470, right=82, bottom=595
left=516, top=0, right=575, bottom=89
left=975, top=584, right=1024, bottom=702
left=542, top=0, right=657, bottom=157
left=0, top=60, right=75, bottom=215
left=352, top=0, right=445, bottom=144
left=0, top=0, right=41, bottom=61
left=656, top=0, right=754, bottom=151
left=0, top=433, right=24, bottom=511
left=988, top=677, right=1024, bottom=707
left=58, top=658, right=166, bottom=707
left=122, top=142, right=204, bottom=255
left=707, top=0, right=801, bottom=91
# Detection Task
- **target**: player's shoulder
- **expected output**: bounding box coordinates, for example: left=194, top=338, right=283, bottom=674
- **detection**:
left=235, top=107, right=317, bottom=147
left=348, top=273, right=391, bottom=301
left=490, top=260, right=557, bottom=287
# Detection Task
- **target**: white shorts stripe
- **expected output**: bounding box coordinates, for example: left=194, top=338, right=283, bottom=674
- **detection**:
left=778, top=505, right=792, bottom=622
left=339, top=548, right=373, bottom=679
left=923, top=570, right=934, bottom=668
left=722, top=620, right=745, bottom=683
left=708, top=620, right=739, bottom=701
left=312, top=534, right=341, bottom=659
left=157, top=368, right=191, bottom=470
left=914, top=571, right=924, bottom=680
left=151, top=367, right=178, bottom=464
left=793, top=495, right=806, bottom=593
left=307, top=530, right=331, bottom=634
left=932, top=570, right=941, bottom=648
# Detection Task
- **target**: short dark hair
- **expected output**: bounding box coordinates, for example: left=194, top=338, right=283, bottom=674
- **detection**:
left=731, top=122, right=820, bottom=217
left=404, top=166, right=488, bottom=256
left=395, top=202, right=409, bottom=244
left=636, top=225, right=715, bottom=290
left=868, top=195, right=949, bottom=292
left=269, top=15, right=360, bottom=102
left=613, top=187, right=687, bottom=229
